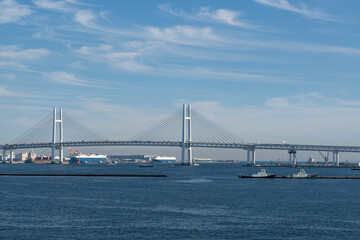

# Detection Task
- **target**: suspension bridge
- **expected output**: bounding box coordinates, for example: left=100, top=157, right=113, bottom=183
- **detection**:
left=1, top=104, right=360, bottom=166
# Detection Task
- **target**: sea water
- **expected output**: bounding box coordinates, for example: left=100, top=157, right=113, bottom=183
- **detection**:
left=1, top=163, right=360, bottom=239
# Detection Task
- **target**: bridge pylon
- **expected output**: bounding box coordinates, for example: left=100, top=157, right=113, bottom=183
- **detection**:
left=2, top=148, right=5, bottom=163
left=247, top=147, right=256, bottom=165
left=52, top=108, right=63, bottom=164
left=181, top=104, right=192, bottom=165
left=332, top=150, right=339, bottom=166
left=288, top=149, right=297, bottom=166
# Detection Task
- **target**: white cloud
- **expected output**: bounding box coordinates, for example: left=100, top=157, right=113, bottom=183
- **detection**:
left=0, top=73, right=16, bottom=79
left=0, top=86, right=23, bottom=97
left=143, top=25, right=360, bottom=56
left=157, top=66, right=295, bottom=83
left=0, top=61, right=27, bottom=70
left=145, top=25, right=224, bottom=46
left=74, top=9, right=95, bottom=27
left=0, top=0, right=32, bottom=24
left=253, top=0, right=340, bottom=22
left=75, top=44, right=150, bottom=72
left=0, top=45, right=50, bottom=60
left=0, top=86, right=39, bottom=98
left=32, top=0, right=73, bottom=12
left=159, top=4, right=259, bottom=30
left=46, top=71, right=90, bottom=86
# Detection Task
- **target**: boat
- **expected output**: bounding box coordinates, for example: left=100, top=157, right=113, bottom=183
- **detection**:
left=290, top=168, right=316, bottom=179
left=70, top=154, right=107, bottom=164
left=238, top=167, right=276, bottom=178
left=152, top=156, right=176, bottom=163
left=351, top=167, right=360, bottom=170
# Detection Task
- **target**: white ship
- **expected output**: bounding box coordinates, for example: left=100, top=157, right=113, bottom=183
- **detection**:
left=152, top=156, right=176, bottom=163
left=70, top=154, right=107, bottom=164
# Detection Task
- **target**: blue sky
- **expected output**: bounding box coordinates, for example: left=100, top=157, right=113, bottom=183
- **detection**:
left=1, top=0, right=360, bottom=159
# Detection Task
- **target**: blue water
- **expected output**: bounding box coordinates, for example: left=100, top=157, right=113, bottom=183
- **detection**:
left=1, top=163, right=360, bottom=239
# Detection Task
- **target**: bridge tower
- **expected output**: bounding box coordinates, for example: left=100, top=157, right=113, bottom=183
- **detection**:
left=247, top=147, right=256, bottom=165
left=288, top=149, right=297, bottom=166
left=181, top=104, right=192, bottom=165
left=332, top=150, right=339, bottom=166
left=2, top=148, right=5, bottom=163
left=52, top=108, right=63, bottom=164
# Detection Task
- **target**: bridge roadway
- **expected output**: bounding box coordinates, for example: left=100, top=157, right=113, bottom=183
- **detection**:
left=2, top=140, right=360, bottom=153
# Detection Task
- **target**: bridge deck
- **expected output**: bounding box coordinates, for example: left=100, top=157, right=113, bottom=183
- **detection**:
left=2, top=141, right=360, bottom=153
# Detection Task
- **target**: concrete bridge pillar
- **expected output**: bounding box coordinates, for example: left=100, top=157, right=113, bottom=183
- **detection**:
left=247, top=149, right=250, bottom=165
left=333, top=151, right=339, bottom=166
left=10, top=150, right=14, bottom=164
left=52, top=108, right=63, bottom=164
left=288, top=150, right=297, bottom=166
left=293, top=151, right=297, bottom=166
left=2, top=149, right=6, bottom=163
left=250, top=149, right=256, bottom=166
left=181, top=104, right=192, bottom=165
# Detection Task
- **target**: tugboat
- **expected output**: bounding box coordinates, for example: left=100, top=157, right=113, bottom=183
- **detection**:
left=238, top=166, right=276, bottom=178
left=290, top=168, right=316, bottom=179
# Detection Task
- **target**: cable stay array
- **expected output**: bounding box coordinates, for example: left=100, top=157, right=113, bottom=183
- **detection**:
left=191, top=110, right=247, bottom=144
left=131, top=109, right=183, bottom=142
left=131, top=107, right=248, bottom=144
left=10, top=112, right=106, bottom=145
left=9, top=106, right=247, bottom=145
left=10, top=113, right=53, bottom=145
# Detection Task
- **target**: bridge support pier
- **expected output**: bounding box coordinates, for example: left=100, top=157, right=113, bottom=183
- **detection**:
left=181, top=104, right=192, bottom=165
left=2, top=149, right=5, bottom=163
left=52, top=108, right=63, bottom=164
left=250, top=149, right=256, bottom=166
left=247, top=148, right=256, bottom=165
left=288, top=150, right=297, bottom=166
left=10, top=150, right=14, bottom=164
left=333, top=151, right=339, bottom=166
left=247, top=149, right=250, bottom=165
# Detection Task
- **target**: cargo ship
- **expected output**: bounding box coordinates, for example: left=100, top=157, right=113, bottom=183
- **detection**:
left=70, top=154, right=107, bottom=164
left=152, top=156, right=176, bottom=163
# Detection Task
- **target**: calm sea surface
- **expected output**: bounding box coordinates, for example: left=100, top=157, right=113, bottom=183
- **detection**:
left=1, top=163, right=360, bottom=239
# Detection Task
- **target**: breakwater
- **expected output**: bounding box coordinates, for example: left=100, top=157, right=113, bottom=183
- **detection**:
left=0, top=173, right=167, bottom=177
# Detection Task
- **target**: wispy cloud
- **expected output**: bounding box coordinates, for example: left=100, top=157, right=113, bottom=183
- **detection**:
left=45, top=71, right=118, bottom=89
left=32, top=0, right=73, bottom=12
left=253, top=0, right=342, bottom=22
left=157, top=66, right=299, bottom=84
left=159, top=4, right=259, bottom=30
left=266, top=92, right=360, bottom=108
left=74, top=9, right=96, bottom=27
left=0, top=0, right=32, bottom=24
left=0, top=86, right=23, bottom=97
left=144, top=25, right=225, bottom=47
left=0, top=85, right=39, bottom=98
left=75, top=44, right=150, bottom=72
left=0, top=73, right=15, bottom=79
left=45, top=71, right=91, bottom=86
left=0, top=45, right=50, bottom=59
left=0, top=61, right=27, bottom=70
